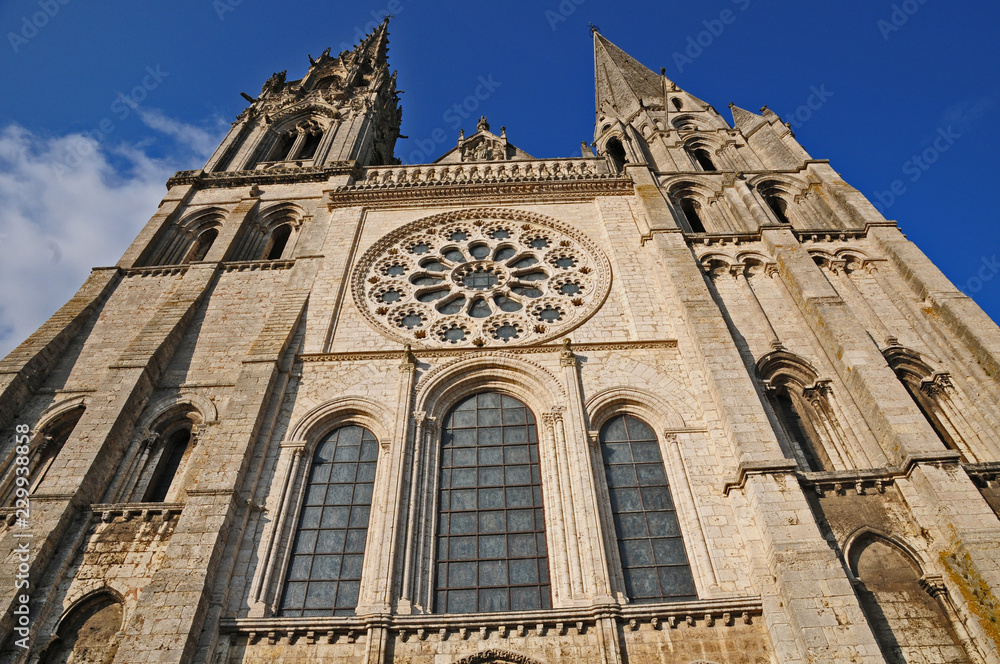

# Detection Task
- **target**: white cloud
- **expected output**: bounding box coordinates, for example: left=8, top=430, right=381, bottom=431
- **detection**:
left=0, top=114, right=225, bottom=358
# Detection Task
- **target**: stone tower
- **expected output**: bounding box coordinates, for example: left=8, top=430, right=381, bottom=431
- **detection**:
left=2, top=21, right=1000, bottom=664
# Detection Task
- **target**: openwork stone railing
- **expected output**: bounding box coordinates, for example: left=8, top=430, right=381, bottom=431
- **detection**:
left=353, top=158, right=613, bottom=189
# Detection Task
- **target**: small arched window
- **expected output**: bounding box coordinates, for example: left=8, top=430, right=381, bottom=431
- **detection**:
left=764, top=194, right=791, bottom=224
left=264, top=224, right=292, bottom=260
left=280, top=425, right=379, bottom=617
left=770, top=388, right=830, bottom=472
left=435, top=393, right=551, bottom=614
left=600, top=415, right=696, bottom=602
left=42, top=593, right=123, bottom=664
left=269, top=131, right=297, bottom=162
left=606, top=137, right=627, bottom=174
left=297, top=131, right=322, bottom=161
left=3, top=408, right=84, bottom=505
left=671, top=97, right=683, bottom=111
left=850, top=536, right=976, bottom=663
left=144, top=427, right=192, bottom=502
left=692, top=148, right=716, bottom=171
left=184, top=228, right=218, bottom=263
left=680, top=199, right=706, bottom=233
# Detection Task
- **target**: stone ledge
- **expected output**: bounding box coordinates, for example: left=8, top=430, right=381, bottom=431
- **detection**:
left=722, top=459, right=799, bottom=495
left=300, top=339, right=678, bottom=363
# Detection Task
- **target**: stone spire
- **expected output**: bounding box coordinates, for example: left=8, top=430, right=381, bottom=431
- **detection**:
left=593, top=31, right=668, bottom=118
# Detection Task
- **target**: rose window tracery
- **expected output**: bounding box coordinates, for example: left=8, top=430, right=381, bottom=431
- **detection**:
left=353, top=209, right=611, bottom=347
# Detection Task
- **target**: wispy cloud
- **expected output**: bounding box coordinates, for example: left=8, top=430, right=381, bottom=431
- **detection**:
left=0, top=114, right=226, bottom=358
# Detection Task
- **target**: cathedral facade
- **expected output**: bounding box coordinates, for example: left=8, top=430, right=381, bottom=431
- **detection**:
left=2, top=19, right=1000, bottom=664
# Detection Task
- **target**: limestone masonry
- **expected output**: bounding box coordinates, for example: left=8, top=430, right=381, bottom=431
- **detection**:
left=2, top=19, right=1000, bottom=664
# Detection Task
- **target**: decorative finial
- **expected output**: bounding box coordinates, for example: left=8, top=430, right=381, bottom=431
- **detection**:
left=458, top=129, right=465, bottom=142
left=589, top=23, right=601, bottom=35
left=476, top=116, right=489, bottom=132
left=500, top=126, right=506, bottom=139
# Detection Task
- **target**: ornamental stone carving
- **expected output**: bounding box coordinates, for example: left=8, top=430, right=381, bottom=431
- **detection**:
left=353, top=208, right=611, bottom=348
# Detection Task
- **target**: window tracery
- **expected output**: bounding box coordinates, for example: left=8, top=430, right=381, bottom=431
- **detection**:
left=354, top=210, right=611, bottom=348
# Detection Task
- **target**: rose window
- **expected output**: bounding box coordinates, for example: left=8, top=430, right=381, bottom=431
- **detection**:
left=353, top=209, right=611, bottom=347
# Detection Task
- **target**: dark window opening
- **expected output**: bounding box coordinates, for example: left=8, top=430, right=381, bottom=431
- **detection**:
left=145, top=428, right=191, bottom=502
left=270, top=132, right=297, bottom=161
left=297, top=131, right=322, bottom=160
left=680, top=199, right=706, bottom=233
left=692, top=149, right=716, bottom=171
left=772, top=389, right=827, bottom=472
left=900, top=378, right=962, bottom=457
left=606, top=138, right=627, bottom=174
left=671, top=98, right=683, bottom=111
left=265, top=224, right=292, bottom=260
left=186, top=229, right=218, bottom=263
left=765, top=195, right=791, bottom=224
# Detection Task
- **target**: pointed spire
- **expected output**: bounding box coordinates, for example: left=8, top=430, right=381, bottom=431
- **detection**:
left=729, top=103, right=766, bottom=135
left=594, top=32, right=673, bottom=117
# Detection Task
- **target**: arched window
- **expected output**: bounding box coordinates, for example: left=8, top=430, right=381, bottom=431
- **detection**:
left=263, top=224, right=292, bottom=260
left=770, top=388, right=831, bottom=472
left=269, top=131, right=297, bottom=162
left=692, top=148, right=716, bottom=171
left=2, top=407, right=84, bottom=505
left=435, top=393, right=551, bottom=614
left=600, top=415, right=696, bottom=603
left=297, top=131, right=322, bottom=161
left=680, top=198, right=706, bottom=233
left=850, top=535, right=975, bottom=663
left=280, top=425, right=378, bottom=616
left=606, top=138, right=627, bottom=174
left=144, top=427, right=192, bottom=502
left=671, top=97, right=683, bottom=111
left=41, top=593, right=123, bottom=664
left=764, top=194, right=791, bottom=224
left=184, top=228, right=218, bottom=263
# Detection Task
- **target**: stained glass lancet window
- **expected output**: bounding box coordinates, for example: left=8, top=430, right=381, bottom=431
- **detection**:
left=600, top=414, right=697, bottom=602
left=436, top=392, right=551, bottom=613
left=280, top=425, right=378, bottom=616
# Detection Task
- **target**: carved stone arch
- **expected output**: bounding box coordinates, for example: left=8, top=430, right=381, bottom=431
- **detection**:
left=682, top=134, right=727, bottom=171
left=56, top=585, right=128, bottom=626
left=416, top=352, right=565, bottom=421
left=697, top=251, right=738, bottom=276
left=238, top=202, right=307, bottom=260
left=586, top=386, right=689, bottom=433
left=671, top=113, right=703, bottom=130
left=267, top=102, right=339, bottom=129
left=135, top=392, right=217, bottom=437
left=755, top=348, right=821, bottom=389
left=842, top=527, right=927, bottom=578
left=41, top=588, right=125, bottom=664
left=882, top=345, right=939, bottom=381
left=34, top=395, right=87, bottom=438
left=286, top=396, right=394, bottom=453
left=845, top=530, right=979, bottom=663
left=663, top=178, right=722, bottom=233
left=734, top=251, right=776, bottom=276
left=450, top=649, right=543, bottom=664
left=749, top=174, right=808, bottom=225
left=147, top=206, right=228, bottom=266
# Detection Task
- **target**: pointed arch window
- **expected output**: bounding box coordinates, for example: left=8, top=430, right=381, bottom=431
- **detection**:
left=435, top=393, right=551, bottom=614
left=144, top=428, right=192, bottom=502
left=280, top=425, right=379, bottom=616
left=769, top=387, right=832, bottom=472
left=600, top=415, right=696, bottom=602
left=605, top=137, right=627, bottom=174
left=41, top=593, right=123, bottom=664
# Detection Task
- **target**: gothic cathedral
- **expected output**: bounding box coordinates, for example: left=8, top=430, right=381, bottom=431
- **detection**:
left=3, top=19, right=1000, bottom=664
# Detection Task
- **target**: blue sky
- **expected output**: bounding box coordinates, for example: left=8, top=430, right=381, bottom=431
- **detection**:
left=0, top=0, right=997, bottom=356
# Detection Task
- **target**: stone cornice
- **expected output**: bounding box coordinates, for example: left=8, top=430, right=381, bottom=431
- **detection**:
left=298, top=339, right=678, bottom=363
left=167, top=164, right=359, bottom=189
left=326, top=178, right=634, bottom=208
